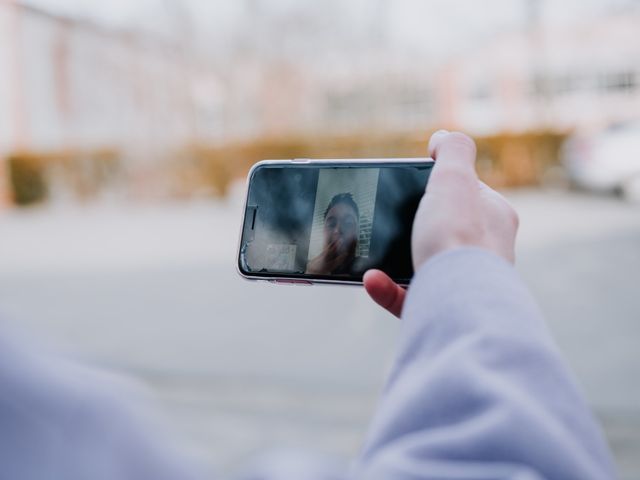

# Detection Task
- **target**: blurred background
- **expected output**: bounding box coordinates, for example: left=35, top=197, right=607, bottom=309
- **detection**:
left=0, top=0, right=639, bottom=477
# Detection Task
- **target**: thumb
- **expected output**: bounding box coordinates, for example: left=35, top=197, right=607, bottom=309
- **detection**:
left=363, top=270, right=406, bottom=318
left=427, top=131, right=478, bottom=195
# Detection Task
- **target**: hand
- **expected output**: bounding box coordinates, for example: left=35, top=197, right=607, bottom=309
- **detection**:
left=364, top=131, right=519, bottom=318
left=306, top=238, right=357, bottom=275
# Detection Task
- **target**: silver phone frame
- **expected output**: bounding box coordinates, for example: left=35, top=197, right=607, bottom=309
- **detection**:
left=236, top=157, right=434, bottom=287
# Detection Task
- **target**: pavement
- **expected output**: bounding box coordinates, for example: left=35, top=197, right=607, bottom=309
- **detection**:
left=0, top=186, right=638, bottom=478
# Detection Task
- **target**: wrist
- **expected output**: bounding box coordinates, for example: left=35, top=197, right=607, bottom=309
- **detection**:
left=413, top=242, right=514, bottom=273
left=413, top=246, right=512, bottom=278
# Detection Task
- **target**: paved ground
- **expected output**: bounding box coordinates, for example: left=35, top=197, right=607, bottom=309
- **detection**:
left=0, top=187, right=638, bottom=478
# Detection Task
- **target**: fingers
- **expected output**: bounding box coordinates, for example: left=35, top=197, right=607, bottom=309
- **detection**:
left=427, top=131, right=478, bottom=193
left=478, top=180, right=520, bottom=227
left=427, top=129, right=449, bottom=157
left=428, top=130, right=477, bottom=167
left=324, top=240, right=339, bottom=260
left=363, top=269, right=406, bottom=318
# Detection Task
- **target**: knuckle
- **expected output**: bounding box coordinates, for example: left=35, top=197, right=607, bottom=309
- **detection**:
left=504, top=204, right=519, bottom=230
left=510, top=209, right=520, bottom=230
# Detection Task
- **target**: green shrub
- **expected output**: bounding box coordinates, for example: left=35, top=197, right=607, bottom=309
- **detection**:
left=181, top=131, right=566, bottom=196
left=8, top=154, right=48, bottom=206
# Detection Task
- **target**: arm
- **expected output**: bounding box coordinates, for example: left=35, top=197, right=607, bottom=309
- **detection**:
left=355, top=248, right=615, bottom=479
left=360, top=131, right=616, bottom=479
left=0, top=323, right=207, bottom=480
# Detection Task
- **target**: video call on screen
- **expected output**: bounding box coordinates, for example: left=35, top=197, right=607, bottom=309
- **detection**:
left=240, top=163, right=432, bottom=282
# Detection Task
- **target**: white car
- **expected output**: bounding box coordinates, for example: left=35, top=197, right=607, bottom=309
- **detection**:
left=561, top=121, right=640, bottom=202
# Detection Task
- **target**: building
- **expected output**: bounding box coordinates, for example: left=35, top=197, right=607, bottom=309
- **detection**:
left=314, top=12, right=640, bottom=136
left=1, top=1, right=638, bottom=205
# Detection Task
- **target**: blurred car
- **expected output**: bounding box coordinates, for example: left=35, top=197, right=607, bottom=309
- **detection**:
left=561, top=121, right=640, bottom=202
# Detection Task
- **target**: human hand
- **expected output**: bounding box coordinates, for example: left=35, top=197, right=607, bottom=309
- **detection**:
left=306, top=237, right=357, bottom=275
left=364, top=131, right=519, bottom=318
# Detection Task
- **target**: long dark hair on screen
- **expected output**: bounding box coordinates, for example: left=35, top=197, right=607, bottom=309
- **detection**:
left=324, top=193, right=359, bottom=220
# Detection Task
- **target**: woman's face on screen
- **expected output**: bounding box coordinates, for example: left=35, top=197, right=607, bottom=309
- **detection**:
left=324, top=203, right=358, bottom=253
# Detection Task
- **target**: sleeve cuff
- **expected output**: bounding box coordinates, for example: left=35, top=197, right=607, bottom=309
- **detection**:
left=396, top=247, right=555, bottom=367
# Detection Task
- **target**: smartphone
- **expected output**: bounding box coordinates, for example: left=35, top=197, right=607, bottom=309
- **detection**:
left=237, top=158, right=433, bottom=286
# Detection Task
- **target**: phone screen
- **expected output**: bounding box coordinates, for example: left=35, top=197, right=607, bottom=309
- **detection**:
left=238, top=161, right=432, bottom=284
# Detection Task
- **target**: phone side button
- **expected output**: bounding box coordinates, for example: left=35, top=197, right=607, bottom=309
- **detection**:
left=291, top=158, right=310, bottom=163
left=271, top=279, right=313, bottom=285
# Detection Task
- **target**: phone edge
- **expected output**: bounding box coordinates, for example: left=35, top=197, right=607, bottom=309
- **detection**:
left=235, top=157, right=434, bottom=287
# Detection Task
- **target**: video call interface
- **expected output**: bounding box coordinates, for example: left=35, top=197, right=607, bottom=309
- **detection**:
left=239, top=163, right=432, bottom=282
